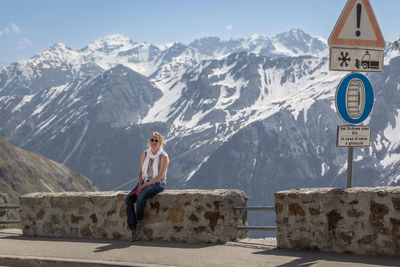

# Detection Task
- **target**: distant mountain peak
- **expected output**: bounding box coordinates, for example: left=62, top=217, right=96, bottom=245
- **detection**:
left=249, top=32, right=268, bottom=41
left=99, top=33, right=133, bottom=43
left=156, top=42, right=175, bottom=51
left=288, top=28, right=306, bottom=34
left=188, top=37, right=225, bottom=55
left=191, top=36, right=221, bottom=43
left=83, top=34, right=135, bottom=52
left=275, top=28, right=310, bottom=40
left=50, top=42, right=72, bottom=51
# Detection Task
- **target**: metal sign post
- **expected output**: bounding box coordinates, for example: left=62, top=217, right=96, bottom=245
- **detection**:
left=347, top=147, right=353, bottom=187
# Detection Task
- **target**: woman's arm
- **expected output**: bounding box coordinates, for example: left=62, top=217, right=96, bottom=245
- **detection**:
left=142, top=154, right=169, bottom=188
left=138, top=151, right=146, bottom=188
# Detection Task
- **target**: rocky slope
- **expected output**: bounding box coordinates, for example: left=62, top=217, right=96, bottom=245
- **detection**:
left=0, top=137, right=98, bottom=207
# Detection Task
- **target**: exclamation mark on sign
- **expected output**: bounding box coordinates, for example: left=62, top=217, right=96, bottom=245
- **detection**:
left=356, top=3, right=362, bottom=37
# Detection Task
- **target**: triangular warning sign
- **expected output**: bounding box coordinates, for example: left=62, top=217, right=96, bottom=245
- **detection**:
left=329, top=0, right=385, bottom=49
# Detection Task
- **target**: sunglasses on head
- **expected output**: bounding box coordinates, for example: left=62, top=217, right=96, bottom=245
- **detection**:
left=150, top=138, right=159, bottom=143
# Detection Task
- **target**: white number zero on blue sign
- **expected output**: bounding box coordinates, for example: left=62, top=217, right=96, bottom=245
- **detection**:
left=335, top=73, right=374, bottom=125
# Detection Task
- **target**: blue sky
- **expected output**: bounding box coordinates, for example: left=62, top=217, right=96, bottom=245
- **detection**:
left=0, top=0, right=398, bottom=64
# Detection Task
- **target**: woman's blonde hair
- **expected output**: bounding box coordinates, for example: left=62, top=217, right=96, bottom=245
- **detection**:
left=150, top=132, right=164, bottom=148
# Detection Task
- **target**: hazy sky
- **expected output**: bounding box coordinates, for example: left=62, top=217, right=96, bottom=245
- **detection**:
left=0, top=0, right=398, bottom=64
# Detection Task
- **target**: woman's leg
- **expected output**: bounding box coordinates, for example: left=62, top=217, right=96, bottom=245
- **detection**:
left=136, top=182, right=164, bottom=220
left=124, top=184, right=139, bottom=230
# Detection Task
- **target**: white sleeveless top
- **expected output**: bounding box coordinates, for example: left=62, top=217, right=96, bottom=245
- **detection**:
left=143, top=150, right=167, bottom=184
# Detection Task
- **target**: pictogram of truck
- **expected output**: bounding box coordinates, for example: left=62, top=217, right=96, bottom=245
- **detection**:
left=355, top=51, right=379, bottom=70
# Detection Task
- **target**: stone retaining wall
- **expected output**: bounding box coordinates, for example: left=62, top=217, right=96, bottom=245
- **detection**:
left=0, top=193, right=9, bottom=229
left=20, top=190, right=248, bottom=243
left=275, top=187, right=400, bottom=256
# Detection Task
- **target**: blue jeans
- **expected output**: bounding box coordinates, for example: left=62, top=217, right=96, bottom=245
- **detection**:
left=124, top=182, right=164, bottom=230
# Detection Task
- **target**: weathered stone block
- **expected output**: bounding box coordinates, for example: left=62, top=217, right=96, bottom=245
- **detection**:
left=132, top=189, right=248, bottom=243
left=275, top=187, right=400, bottom=256
left=20, top=190, right=248, bottom=243
left=0, top=193, right=9, bottom=229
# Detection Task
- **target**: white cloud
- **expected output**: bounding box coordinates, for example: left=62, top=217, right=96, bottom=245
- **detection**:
left=0, top=23, right=21, bottom=37
left=18, top=38, right=32, bottom=50
left=10, top=23, right=20, bottom=34
left=225, top=25, right=233, bottom=30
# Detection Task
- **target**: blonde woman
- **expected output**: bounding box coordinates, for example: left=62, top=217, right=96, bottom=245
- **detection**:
left=124, top=132, right=169, bottom=231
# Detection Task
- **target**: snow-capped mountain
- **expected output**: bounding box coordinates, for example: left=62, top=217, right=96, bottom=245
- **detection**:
left=0, top=63, right=165, bottom=189
left=0, top=30, right=400, bottom=233
left=0, top=29, right=327, bottom=96
left=189, top=29, right=327, bottom=58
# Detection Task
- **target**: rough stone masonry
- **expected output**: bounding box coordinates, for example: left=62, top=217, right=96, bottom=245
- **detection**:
left=19, top=189, right=248, bottom=243
left=275, top=186, right=400, bottom=256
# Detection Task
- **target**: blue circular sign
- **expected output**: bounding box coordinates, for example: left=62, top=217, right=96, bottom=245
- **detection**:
left=335, top=73, right=374, bottom=125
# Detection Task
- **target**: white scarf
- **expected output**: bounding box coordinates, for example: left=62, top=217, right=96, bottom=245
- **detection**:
left=142, top=147, right=163, bottom=182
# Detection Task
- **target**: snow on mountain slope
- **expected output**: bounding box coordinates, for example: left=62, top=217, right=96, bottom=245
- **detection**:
left=160, top=55, right=344, bottom=187
left=189, top=29, right=328, bottom=59
left=0, top=29, right=328, bottom=97
left=144, top=52, right=340, bottom=142
left=142, top=29, right=329, bottom=127
left=385, top=40, right=400, bottom=64
left=0, top=65, right=162, bottom=145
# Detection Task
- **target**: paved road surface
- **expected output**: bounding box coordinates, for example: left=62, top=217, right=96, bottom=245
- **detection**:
left=0, top=229, right=399, bottom=266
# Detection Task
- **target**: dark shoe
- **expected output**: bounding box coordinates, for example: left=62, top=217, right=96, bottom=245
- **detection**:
left=128, top=222, right=137, bottom=231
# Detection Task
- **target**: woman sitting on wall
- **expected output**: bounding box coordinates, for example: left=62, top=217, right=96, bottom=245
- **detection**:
left=124, top=132, right=169, bottom=231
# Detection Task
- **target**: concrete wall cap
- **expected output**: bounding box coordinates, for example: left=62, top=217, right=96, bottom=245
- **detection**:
left=275, top=186, right=400, bottom=195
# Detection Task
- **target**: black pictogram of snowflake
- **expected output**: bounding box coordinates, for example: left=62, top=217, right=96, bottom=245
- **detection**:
left=338, top=52, right=351, bottom=67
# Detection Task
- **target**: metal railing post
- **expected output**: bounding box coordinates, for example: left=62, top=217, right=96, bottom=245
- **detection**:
left=234, top=205, right=277, bottom=231
left=0, top=205, right=21, bottom=225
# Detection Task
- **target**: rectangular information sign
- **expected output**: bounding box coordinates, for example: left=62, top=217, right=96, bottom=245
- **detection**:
left=330, top=47, right=384, bottom=72
left=337, top=125, right=371, bottom=147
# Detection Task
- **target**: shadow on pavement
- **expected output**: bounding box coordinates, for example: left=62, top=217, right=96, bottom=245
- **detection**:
left=1, top=230, right=217, bottom=252
left=226, top=240, right=276, bottom=250
left=254, top=248, right=400, bottom=267
left=1, top=233, right=121, bottom=245
left=126, top=240, right=216, bottom=249
left=93, top=242, right=132, bottom=252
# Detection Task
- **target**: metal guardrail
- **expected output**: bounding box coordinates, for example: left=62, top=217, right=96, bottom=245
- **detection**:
left=234, top=206, right=277, bottom=231
left=0, top=205, right=21, bottom=225
left=234, top=206, right=275, bottom=211
left=0, top=221, right=20, bottom=224
left=0, top=205, right=20, bottom=210
left=237, top=226, right=277, bottom=231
